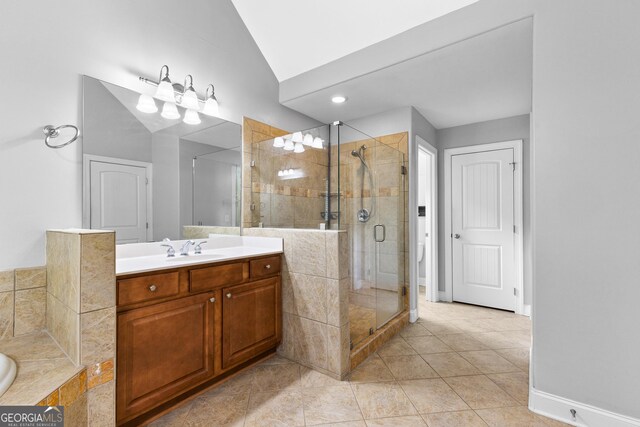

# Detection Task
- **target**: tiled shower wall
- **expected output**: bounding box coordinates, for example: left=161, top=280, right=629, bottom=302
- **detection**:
left=243, top=227, right=351, bottom=379
left=243, top=117, right=330, bottom=229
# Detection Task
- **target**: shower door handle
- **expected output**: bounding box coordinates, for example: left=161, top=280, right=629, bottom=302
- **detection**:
left=374, top=224, right=386, bottom=242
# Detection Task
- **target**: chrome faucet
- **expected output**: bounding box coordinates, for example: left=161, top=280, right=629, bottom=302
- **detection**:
left=194, top=241, right=207, bottom=254
left=161, top=238, right=175, bottom=257
left=180, top=240, right=196, bottom=256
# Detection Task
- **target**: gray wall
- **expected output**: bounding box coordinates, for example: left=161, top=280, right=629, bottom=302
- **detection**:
left=0, top=0, right=318, bottom=269
left=151, top=133, right=180, bottom=240
left=436, top=114, right=531, bottom=306
left=532, top=0, right=640, bottom=417
left=83, top=79, right=152, bottom=162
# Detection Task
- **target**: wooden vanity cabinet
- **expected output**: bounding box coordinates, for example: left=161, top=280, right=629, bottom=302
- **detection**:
left=116, top=254, right=281, bottom=426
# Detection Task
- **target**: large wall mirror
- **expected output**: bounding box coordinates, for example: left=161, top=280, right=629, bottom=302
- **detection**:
left=82, top=76, right=242, bottom=244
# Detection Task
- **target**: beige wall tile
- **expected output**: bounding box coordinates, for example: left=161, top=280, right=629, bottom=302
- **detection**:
left=87, top=380, right=115, bottom=426
left=15, top=267, right=46, bottom=290
left=0, top=270, right=14, bottom=293
left=80, top=307, right=116, bottom=366
left=0, top=291, right=14, bottom=339
left=293, top=316, right=328, bottom=370
left=64, top=390, right=88, bottom=426
left=290, top=231, right=326, bottom=276
left=46, top=231, right=81, bottom=312
left=80, top=232, right=115, bottom=313
left=59, top=370, right=87, bottom=406
left=46, top=293, right=80, bottom=364
left=14, top=287, right=46, bottom=336
left=289, top=273, right=327, bottom=323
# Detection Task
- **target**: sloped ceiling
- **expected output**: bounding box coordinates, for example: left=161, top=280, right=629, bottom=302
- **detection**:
left=231, top=0, right=479, bottom=82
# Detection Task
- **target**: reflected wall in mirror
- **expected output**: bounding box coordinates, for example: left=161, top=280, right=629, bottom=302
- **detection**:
left=82, top=76, right=242, bottom=244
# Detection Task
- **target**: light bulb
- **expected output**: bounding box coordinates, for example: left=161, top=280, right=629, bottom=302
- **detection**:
left=161, top=102, right=180, bottom=120
left=202, top=96, right=219, bottom=116
left=294, top=141, right=305, bottom=153
left=283, top=139, right=294, bottom=151
left=181, top=89, right=200, bottom=111
left=155, top=80, right=175, bottom=102
left=273, top=137, right=285, bottom=148
left=303, top=133, right=314, bottom=146
left=288, top=168, right=294, bottom=175
left=292, top=132, right=303, bottom=143
left=136, top=94, right=158, bottom=113
left=278, top=170, right=284, bottom=177
left=183, top=109, right=201, bottom=125
left=312, top=137, right=324, bottom=149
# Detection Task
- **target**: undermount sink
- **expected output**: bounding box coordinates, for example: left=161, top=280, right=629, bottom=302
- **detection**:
left=0, top=353, right=17, bottom=397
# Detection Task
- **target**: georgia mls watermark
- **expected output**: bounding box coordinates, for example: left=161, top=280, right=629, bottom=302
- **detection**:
left=0, top=406, right=64, bottom=427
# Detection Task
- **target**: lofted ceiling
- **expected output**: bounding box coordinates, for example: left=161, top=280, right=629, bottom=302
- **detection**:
left=231, top=0, right=479, bottom=82
left=282, top=18, right=533, bottom=129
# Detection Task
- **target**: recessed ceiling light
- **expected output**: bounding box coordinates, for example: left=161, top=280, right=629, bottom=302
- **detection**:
left=332, top=96, right=347, bottom=104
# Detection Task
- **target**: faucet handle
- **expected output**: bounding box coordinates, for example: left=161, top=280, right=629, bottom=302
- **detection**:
left=194, top=241, right=207, bottom=254
left=161, top=244, right=175, bottom=257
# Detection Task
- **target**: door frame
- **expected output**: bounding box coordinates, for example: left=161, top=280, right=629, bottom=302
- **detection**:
left=416, top=138, right=439, bottom=304
left=82, top=154, right=153, bottom=241
left=444, top=140, right=524, bottom=314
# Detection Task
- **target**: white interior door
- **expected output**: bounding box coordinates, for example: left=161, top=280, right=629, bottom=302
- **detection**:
left=451, top=149, right=515, bottom=311
left=90, top=160, right=149, bottom=244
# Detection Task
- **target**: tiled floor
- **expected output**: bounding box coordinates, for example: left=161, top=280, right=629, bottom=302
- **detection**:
left=151, top=296, right=567, bottom=427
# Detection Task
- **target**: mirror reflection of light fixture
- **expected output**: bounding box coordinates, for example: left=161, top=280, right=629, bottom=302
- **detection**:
left=181, top=75, right=200, bottom=111
left=283, top=139, right=294, bottom=151
left=303, top=133, right=314, bottom=146
left=273, top=136, right=285, bottom=148
left=202, top=84, right=219, bottom=116
left=136, top=94, right=158, bottom=113
left=183, top=109, right=201, bottom=125
left=155, top=65, right=175, bottom=102
left=312, top=137, right=324, bottom=149
left=292, top=132, right=303, bottom=143
left=294, top=141, right=305, bottom=153
left=161, top=102, right=180, bottom=119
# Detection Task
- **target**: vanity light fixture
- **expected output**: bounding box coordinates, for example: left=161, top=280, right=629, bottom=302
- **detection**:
left=136, top=94, right=158, bottom=113
left=183, top=109, right=201, bottom=125
left=181, top=75, right=200, bottom=111
left=155, top=65, right=175, bottom=102
left=273, top=136, right=285, bottom=148
left=161, top=102, right=180, bottom=120
left=202, top=85, right=219, bottom=116
left=303, top=133, right=314, bottom=146
left=312, top=137, right=324, bottom=149
left=283, top=138, right=295, bottom=151
left=331, top=95, right=347, bottom=104
left=294, top=141, right=305, bottom=153
left=292, top=132, right=303, bottom=143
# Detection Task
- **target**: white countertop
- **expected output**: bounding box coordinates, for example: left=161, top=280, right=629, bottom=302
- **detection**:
left=116, top=235, right=283, bottom=275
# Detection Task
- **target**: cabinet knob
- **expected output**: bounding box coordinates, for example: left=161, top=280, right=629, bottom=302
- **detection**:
left=226, top=293, right=232, bottom=299
left=209, top=297, right=216, bottom=303
left=148, top=284, right=157, bottom=292
left=265, top=264, right=271, bottom=269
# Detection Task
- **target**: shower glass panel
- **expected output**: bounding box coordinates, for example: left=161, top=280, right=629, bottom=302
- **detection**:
left=250, top=124, right=332, bottom=229
left=192, top=148, right=242, bottom=227
left=339, top=124, right=405, bottom=347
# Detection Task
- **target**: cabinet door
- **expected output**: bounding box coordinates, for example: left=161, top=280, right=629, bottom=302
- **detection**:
left=222, top=277, right=281, bottom=369
left=117, top=292, right=217, bottom=423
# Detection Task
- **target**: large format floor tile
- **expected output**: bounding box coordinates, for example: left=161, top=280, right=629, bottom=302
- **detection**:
left=150, top=293, right=569, bottom=427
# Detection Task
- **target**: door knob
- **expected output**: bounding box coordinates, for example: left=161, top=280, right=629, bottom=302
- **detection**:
left=148, top=284, right=157, bottom=292
left=226, top=293, right=232, bottom=299
left=453, top=234, right=461, bottom=239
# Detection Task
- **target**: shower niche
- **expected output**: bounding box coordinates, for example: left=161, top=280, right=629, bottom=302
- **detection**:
left=245, top=118, right=408, bottom=373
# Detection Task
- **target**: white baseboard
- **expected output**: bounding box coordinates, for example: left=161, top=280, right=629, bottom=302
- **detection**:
left=530, top=388, right=640, bottom=427
left=523, top=304, right=531, bottom=317
left=409, top=308, right=418, bottom=323
left=438, top=291, right=447, bottom=301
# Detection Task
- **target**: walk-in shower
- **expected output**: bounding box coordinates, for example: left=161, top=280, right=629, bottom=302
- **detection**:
left=249, top=121, right=407, bottom=351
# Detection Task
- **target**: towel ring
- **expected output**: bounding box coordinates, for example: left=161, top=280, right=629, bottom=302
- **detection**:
left=43, top=124, right=80, bottom=149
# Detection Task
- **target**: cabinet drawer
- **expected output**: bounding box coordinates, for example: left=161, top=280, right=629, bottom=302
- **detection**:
left=190, top=262, right=249, bottom=293
left=118, top=272, right=180, bottom=306
left=250, top=255, right=281, bottom=279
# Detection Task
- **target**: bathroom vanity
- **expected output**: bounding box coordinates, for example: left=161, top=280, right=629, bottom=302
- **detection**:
left=115, top=237, right=282, bottom=426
